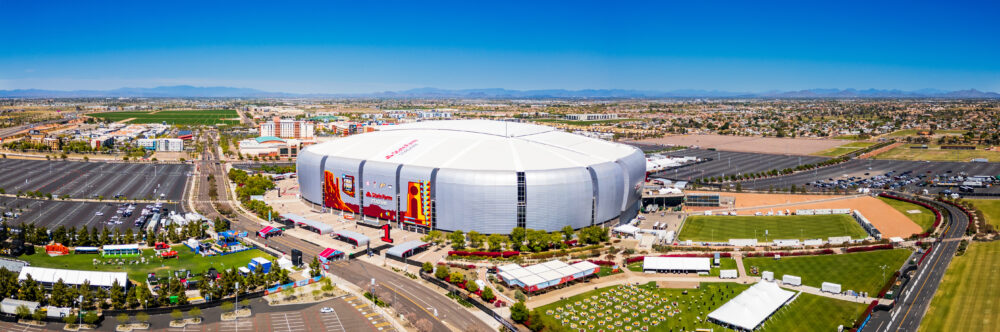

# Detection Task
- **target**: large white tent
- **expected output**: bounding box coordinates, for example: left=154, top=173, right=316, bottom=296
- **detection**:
left=708, top=281, right=797, bottom=331
left=18, top=267, right=128, bottom=289
left=642, top=256, right=711, bottom=274
left=497, top=260, right=600, bottom=292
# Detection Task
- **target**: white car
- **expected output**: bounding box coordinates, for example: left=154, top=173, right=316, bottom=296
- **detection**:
left=319, top=307, right=334, bottom=313
left=95, top=212, right=103, bottom=216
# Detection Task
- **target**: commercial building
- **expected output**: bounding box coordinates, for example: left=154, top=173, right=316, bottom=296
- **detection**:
left=260, top=116, right=315, bottom=139
left=238, top=136, right=306, bottom=158
left=156, top=138, right=184, bottom=152
left=296, top=120, right=645, bottom=234
left=566, top=114, right=618, bottom=121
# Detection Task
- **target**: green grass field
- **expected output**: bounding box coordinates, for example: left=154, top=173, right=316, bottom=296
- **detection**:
left=878, top=196, right=937, bottom=232
left=967, top=199, right=1000, bottom=228
left=19, top=245, right=272, bottom=283
left=920, top=241, right=1000, bottom=331
left=813, top=141, right=877, bottom=157
left=886, top=129, right=968, bottom=137
left=534, top=282, right=864, bottom=331
left=743, top=249, right=912, bottom=294
left=678, top=214, right=869, bottom=242
left=89, top=109, right=240, bottom=125
left=873, top=144, right=1000, bottom=162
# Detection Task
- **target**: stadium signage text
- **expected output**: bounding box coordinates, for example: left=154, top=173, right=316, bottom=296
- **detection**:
left=385, top=139, right=418, bottom=160
left=366, top=191, right=394, bottom=201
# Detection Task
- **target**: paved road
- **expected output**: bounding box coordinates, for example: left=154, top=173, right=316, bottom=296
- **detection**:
left=192, top=131, right=488, bottom=332
left=865, top=198, right=969, bottom=332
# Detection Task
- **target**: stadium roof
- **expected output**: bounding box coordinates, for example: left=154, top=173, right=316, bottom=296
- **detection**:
left=708, top=281, right=797, bottom=331
left=304, top=120, right=639, bottom=171
left=18, top=267, right=128, bottom=288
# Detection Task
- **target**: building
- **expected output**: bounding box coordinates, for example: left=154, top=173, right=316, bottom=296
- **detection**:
left=260, top=116, right=315, bottom=139
left=566, top=114, right=618, bottom=121
left=137, top=138, right=157, bottom=150
left=238, top=136, right=305, bottom=158
left=156, top=138, right=183, bottom=152
left=296, top=120, right=645, bottom=234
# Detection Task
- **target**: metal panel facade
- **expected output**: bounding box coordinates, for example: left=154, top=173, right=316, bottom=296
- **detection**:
left=323, top=157, right=363, bottom=214
left=434, top=169, right=517, bottom=234
left=589, top=162, right=625, bottom=224
left=296, top=149, right=324, bottom=205
left=525, top=168, right=594, bottom=231
left=398, top=165, right=435, bottom=227
left=360, top=161, right=399, bottom=221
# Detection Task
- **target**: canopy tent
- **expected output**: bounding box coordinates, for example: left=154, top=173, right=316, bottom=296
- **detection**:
left=708, top=281, right=797, bottom=331
left=333, top=230, right=370, bottom=246
left=496, top=260, right=601, bottom=292
left=642, top=257, right=711, bottom=274
left=257, top=226, right=282, bottom=238
left=283, top=213, right=335, bottom=234
left=18, top=266, right=128, bottom=289
left=386, top=240, right=430, bottom=258
left=612, top=224, right=640, bottom=236
left=318, top=248, right=345, bottom=263
left=101, top=244, right=140, bottom=257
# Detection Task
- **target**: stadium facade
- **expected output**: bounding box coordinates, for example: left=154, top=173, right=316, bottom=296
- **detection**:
left=296, top=120, right=644, bottom=234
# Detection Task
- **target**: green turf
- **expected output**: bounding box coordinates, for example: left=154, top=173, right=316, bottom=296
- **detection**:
left=19, top=245, right=272, bottom=283
left=743, top=249, right=912, bottom=294
left=813, top=142, right=877, bottom=157
left=966, top=199, right=1000, bottom=228
left=920, top=241, right=1000, bottom=331
left=872, top=144, right=1000, bottom=162
left=678, top=214, right=870, bottom=242
left=89, top=110, right=240, bottom=125
left=757, top=292, right=865, bottom=332
left=878, top=196, right=936, bottom=232
left=535, top=282, right=749, bottom=331
left=886, top=129, right=967, bottom=137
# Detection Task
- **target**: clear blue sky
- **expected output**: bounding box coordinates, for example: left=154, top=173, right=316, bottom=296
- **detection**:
left=1, top=0, right=998, bottom=93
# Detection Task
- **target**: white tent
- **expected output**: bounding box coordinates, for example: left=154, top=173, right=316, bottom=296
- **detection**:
left=720, top=269, right=739, bottom=279
left=708, top=281, right=797, bottom=331
left=18, top=267, right=128, bottom=289
left=642, top=257, right=711, bottom=273
left=612, top=224, right=640, bottom=236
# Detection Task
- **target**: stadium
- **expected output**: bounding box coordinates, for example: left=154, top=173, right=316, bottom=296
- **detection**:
left=296, top=120, right=645, bottom=234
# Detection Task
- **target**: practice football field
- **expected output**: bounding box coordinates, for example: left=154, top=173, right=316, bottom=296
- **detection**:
left=920, top=241, right=1000, bottom=331
left=743, top=249, right=912, bottom=294
left=678, top=214, right=870, bottom=242
left=89, top=109, right=240, bottom=125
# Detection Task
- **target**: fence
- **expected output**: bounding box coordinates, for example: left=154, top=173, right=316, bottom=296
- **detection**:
left=419, top=272, right=518, bottom=331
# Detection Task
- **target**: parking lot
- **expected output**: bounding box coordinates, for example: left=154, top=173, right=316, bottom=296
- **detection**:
left=0, top=196, right=182, bottom=231
left=653, top=149, right=829, bottom=181
left=0, top=159, right=190, bottom=201
left=734, top=159, right=1000, bottom=194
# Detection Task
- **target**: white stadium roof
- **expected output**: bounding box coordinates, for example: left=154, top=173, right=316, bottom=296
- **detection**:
left=305, top=120, right=638, bottom=171
left=708, top=281, right=797, bottom=331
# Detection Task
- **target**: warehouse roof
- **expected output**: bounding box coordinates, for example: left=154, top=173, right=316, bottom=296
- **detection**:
left=303, top=120, right=640, bottom=171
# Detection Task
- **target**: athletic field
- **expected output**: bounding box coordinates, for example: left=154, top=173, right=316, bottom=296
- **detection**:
left=813, top=141, right=877, bottom=157
left=757, top=293, right=865, bottom=332
left=678, top=214, right=869, bottom=242
left=967, top=199, right=1000, bottom=228
left=877, top=196, right=936, bottom=232
left=920, top=241, right=1000, bottom=331
left=89, top=109, right=240, bottom=125
left=743, top=249, right=912, bottom=294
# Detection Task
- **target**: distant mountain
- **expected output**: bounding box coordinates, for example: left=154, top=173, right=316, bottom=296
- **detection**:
left=0, top=85, right=998, bottom=99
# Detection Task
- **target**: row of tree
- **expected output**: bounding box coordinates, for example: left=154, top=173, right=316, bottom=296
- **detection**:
left=421, top=225, right=609, bottom=252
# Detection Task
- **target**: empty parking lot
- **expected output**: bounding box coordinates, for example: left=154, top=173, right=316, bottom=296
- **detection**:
left=0, top=159, right=190, bottom=201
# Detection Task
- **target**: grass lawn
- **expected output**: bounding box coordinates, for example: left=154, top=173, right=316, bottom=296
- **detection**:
left=89, top=110, right=240, bottom=125
left=19, top=245, right=272, bottom=283
left=920, top=241, right=1000, bottom=331
left=678, top=214, right=869, bottom=242
left=872, top=144, right=1000, bottom=162
left=886, top=129, right=967, bottom=137
left=535, top=282, right=749, bottom=331
left=758, top=292, right=865, bottom=332
left=813, top=142, right=877, bottom=157
left=878, top=196, right=937, bottom=232
left=966, top=199, right=1000, bottom=228
left=743, top=249, right=912, bottom=294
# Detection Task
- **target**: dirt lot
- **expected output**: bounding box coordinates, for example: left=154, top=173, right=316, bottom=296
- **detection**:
left=634, top=134, right=849, bottom=155
left=683, top=191, right=921, bottom=238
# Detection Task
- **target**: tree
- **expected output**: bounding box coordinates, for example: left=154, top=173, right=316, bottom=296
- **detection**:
left=110, top=280, right=125, bottom=309
left=135, top=312, right=150, bottom=324
left=509, top=227, right=526, bottom=250
left=14, top=305, right=30, bottom=319
left=448, top=230, right=465, bottom=250
left=560, top=225, right=575, bottom=242
left=465, top=279, right=479, bottom=293
left=421, top=261, right=433, bottom=273
left=170, top=309, right=183, bottom=321
left=510, top=301, right=529, bottom=323
left=189, top=307, right=202, bottom=318
left=467, top=231, right=483, bottom=248
left=415, top=318, right=434, bottom=332
left=220, top=301, right=234, bottom=312
left=83, top=311, right=99, bottom=325
left=481, top=287, right=495, bottom=302
left=63, top=315, right=76, bottom=326
left=434, top=265, right=449, bottom=280
left=487, top=234, right=505, bottom=252
left=115, top=313, right=130, bottom=326
left=448, top=272, right=464, bottom=284
left=31, top=307, right=45, bottom=321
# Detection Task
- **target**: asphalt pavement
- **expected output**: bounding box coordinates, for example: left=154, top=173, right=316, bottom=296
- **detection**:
left=652, top=149, right=829, bottom=181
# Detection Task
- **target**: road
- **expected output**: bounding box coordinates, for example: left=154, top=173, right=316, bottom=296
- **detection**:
left=865, top=198, right=969, bottom=332
left=191, top=130, right=490, bottom=332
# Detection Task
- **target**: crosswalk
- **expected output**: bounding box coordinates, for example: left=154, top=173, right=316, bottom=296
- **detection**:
left=0, top=324, right=44, bottom=332
left=217, top=318, right=250, bottom=332
left=345, top=296, right=395, bottom=331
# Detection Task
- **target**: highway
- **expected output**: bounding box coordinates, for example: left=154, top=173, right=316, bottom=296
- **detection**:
left=866, top=198, right=969, bottom=332
left=191, top=130, right=490, bottom=332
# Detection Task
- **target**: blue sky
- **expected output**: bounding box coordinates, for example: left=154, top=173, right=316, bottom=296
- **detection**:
left=1, top=0, right=998, bottom=93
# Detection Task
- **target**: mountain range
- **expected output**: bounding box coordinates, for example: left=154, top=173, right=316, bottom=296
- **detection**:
left=1, top=85, right=998, bottom=99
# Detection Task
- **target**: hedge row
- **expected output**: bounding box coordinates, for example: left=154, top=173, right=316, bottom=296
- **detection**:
left=744, top=249, right=836, bottom=257
left=448, top=250, right=521, bottom=258
left=844, top=244, right=894, bottom=253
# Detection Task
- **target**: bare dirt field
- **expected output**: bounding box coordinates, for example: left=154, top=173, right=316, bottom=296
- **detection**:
left=634, top=134, right=849, bottom=155
left=683, top=191, right=921, bottom=238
